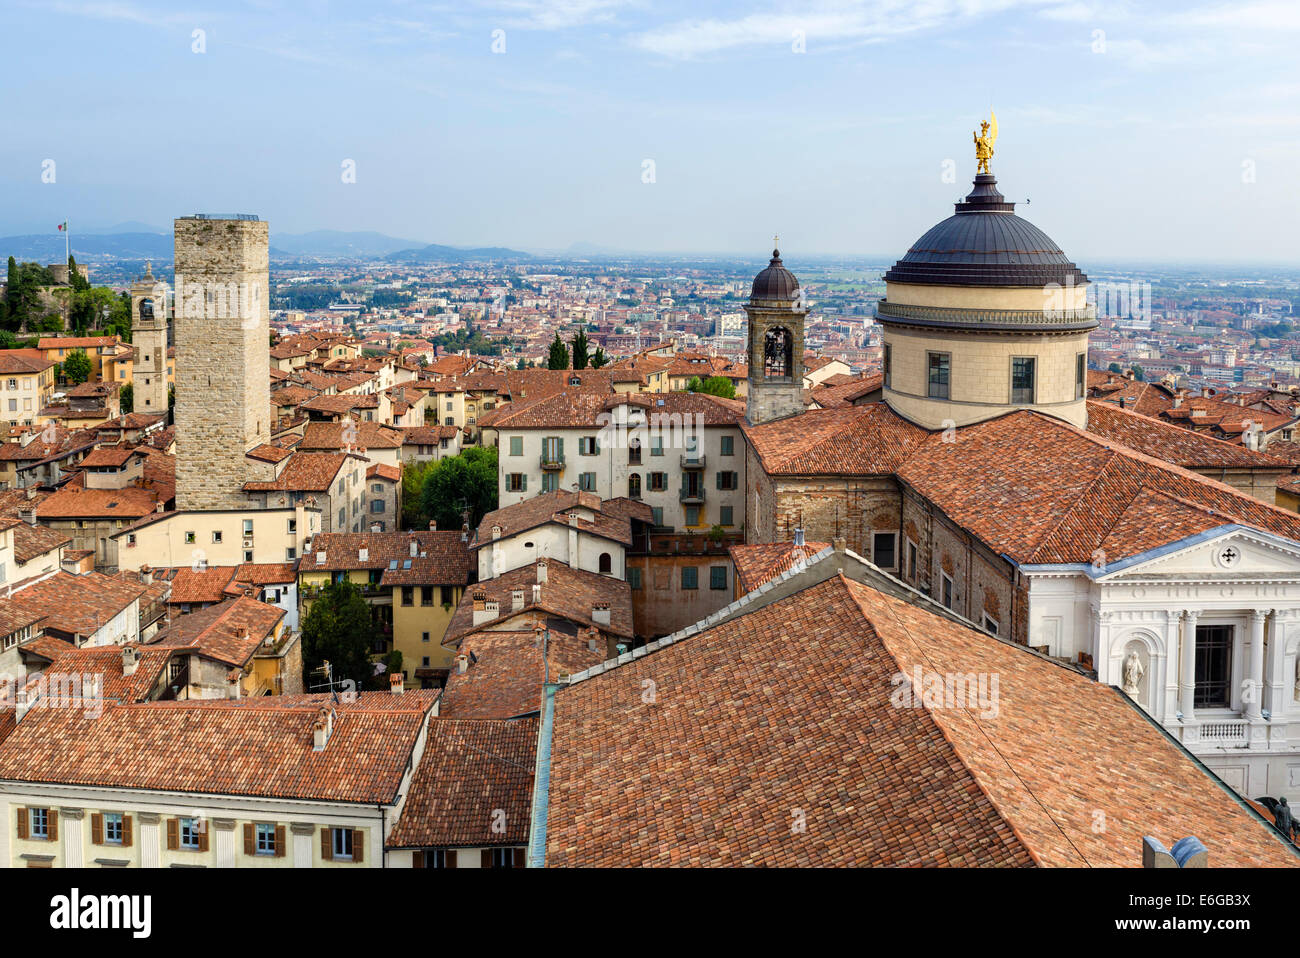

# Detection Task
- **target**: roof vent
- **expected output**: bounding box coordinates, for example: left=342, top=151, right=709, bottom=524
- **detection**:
left=358, top=547, right=369, bottom=562
left=316, top=550, right=327, bottom=564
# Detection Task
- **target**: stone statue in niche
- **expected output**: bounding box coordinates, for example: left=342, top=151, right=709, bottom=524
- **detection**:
left=1122, top=648, right=1145, bottom=697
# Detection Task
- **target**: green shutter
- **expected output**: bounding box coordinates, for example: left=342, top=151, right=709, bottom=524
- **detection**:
left=715, top=471, right=723, bottom=489
left=556, top=437, right=564, bottom=461
left=521, top=474, right=527, bottom=491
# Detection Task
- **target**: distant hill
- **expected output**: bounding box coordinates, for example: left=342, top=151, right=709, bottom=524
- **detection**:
left=0, top=232, right=172, bottom=263
left=387, top=243, right=533, bottom=264
left=272, top=230, right=430, bottom=257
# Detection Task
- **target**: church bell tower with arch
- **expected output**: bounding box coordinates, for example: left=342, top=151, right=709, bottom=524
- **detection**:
left=745, top=243, right=807, bottom=425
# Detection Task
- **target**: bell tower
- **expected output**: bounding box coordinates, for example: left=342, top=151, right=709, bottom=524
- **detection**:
left=745, top=243, right=806, bottom=425
left=130, top=262, right=170, bottom=417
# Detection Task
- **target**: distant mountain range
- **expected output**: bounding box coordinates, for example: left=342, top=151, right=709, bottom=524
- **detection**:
left=0, top=229, right=532, bottom=264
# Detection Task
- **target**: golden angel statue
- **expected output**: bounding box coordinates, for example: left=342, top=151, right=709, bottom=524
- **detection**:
left=973, top=111, right=998, bottom=175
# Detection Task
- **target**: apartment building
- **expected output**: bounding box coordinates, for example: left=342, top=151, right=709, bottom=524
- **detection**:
left=0, top=351, right=56, bottom=429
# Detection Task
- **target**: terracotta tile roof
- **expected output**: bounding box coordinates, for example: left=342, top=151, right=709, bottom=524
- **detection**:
left=242, top=452, right=348, bottom=493
left=809, top=372, right=883, bottom=408
left=162, top=565, right=240, bottom=604
left=474, top=490, right=651, bottom=549
left=1085, top=401, right=1290, bottom=469
left=0, top=351, right=54, bottom=374
left=300, top=394, right=378, bottom=415
left=300, top=420, right=403, bottom=451
left=743, top=402, right=929, bottom=476
left=38, top=336, right=118, bottom=349
left=300, top=531, right=473, bottom=586
left=398, top=425, right=461, bottom=444
left=12, top=522, right=71, bottom=564
left=6, top=572, right=145, bottom=638
left=543, top=575, right=1299, bottom=867
left=35, top=484, right=164, bottom=520
left=729, top=540, right=831, bottom=593
left=386, top=717, right=538, bottom=849
left=246, top=443, right=294, bottom=464
left=232, top=562, right=298, bottom=585
left=366, top=463, right=401, bottom=482
left=0, top=692, right=437, bottom=803
left=152, top=596, right=285, bottom=667
left=93, top=413, right=165, bottom=432
left=445, top=560, right=634, bottom=644
left=487, top=390, right=743, bottom=429
left=439, top=630, right=604, bottom=719
left=19, top=641, right=181, bottom=704
left=79, top=446, right=141, bottom=468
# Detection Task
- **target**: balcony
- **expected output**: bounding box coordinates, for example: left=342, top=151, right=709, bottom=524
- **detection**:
left=539, top=454, right=565, bottom=471
left=679, top=484, right=706, bottom=505
left=679, top=453, right=706, bottom=470
left=1199, top=719, right=1249, bottom=746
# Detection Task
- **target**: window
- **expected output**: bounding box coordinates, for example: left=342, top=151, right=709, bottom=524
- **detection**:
left=720, top=435, right=734, bottom=456
left=883, top=343, right=892, bottom=389
left=421, top=586, right=434, bottom=606
left=685, top=506, right=699, bottom=526
left=488, top=847, right=520, bottom=868
left=184, top=531, right=196, bottom=545
left=628, top=440, right=642, bottom=465
left=338, top=508, right=346, bottom=528
left=719, top=505, right=733, bottom=526
left=402, top=587, right=414, bottom=606
left=29, top=807, right=50, bottom=840
left=242, top=519, right=254, bottom=536
left=370, top=499, right=384, bottom=513
left=579, top=472, right=597, bottom=492
left=598, top=552, right=612, bottom=574
left=927, top=352, right=950, bottom=399
left=422, top=631, right=431, bottom=643
left=286, top=547, right=296, bottom=561
left=579, top=436, right=598, bottom=455
left=1195, top=625, right=1233, bottom=709
left=710, top=566, right=727, bottom=590
left=541, top=436, right=563, bottom=464
left=648, top=472, right=667, bottom=492
left=906, top=539, right=918, bottom=580
left=243, top=550, right=253, bottom=563
left=650, top=506, right=664, bottom=527
left=716, top=471, right=738, bottom=491
left=506, top=473, right=526, bottom=493
left=180, top=817, right=202, bottom=850
left=872, top=532, right=896, bottom=568
left=1011, top=357, right=1036, bottom=404
left=650, top=436, right=664, bottom=457
left=103, top=813, right=124, bottom=845
left=331, top=827, right=354, bottom=861
left=509, top=436, right=523, bottom=456
left=444, top=417, right=454, bottom=426
left=628, top=474, right=641, bottom=499
left=256, top=823, right=277, bottom=855
left=627, top=567, right=642, bottom=589
left=1075, top=353, right=1086, bottom=400
left=441, top=586, right=456, bottom=605
left=941, top=573, right=954, bottom=610
left=212, top=530, right=223, bottom=543
left=371, top=483, right=384, bottom=494
left=682, top=567, right=698, bottom=590
left=982, top=614, right=999, bottom=636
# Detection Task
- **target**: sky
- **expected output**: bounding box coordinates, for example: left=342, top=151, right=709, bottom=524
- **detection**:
left=2, top=0, right=1299, bottom=263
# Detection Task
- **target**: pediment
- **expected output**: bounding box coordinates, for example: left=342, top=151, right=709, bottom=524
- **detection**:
left=1102, top=525, right=1300, bottom=580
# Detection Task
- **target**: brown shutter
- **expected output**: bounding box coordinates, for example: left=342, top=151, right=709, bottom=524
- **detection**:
left=198, top=823, right=209, bottom=852
left=91, top=813, right=104, bottom=845
left=513, top=848, right=525, bottom=868
left=446, top=849, right=457, bottom=869
left=481, top=848, right=492, bottom=868
left=352, top=830, right=363, bottom=864
left=48, top=810, right=57, bottom=842
left=412, top=850, right=425, bottom=869
left=321, top=827, right=333, bottom=861
left=166, top=818, right=179, bottom=850
left=122, top=815, right=133, bottom=848
left=275, top=825, right=285, bottom=857
left=243, top=823, right=255, bottom=856
left=16, top=808, right=27, bottom=840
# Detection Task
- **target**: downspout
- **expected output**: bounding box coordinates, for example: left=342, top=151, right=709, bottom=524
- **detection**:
left=527, top=681, right=559, bottom=868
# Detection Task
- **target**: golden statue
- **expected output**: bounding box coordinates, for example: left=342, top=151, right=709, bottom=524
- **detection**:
left=974, top=110, right=998, bottom=175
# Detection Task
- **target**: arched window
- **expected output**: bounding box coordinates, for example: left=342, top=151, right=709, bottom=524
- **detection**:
left=139, top=298, right=154, bottom=320
left=598, top=552, right=612, bottom=574
left=628, top=474, right=641, bottom=499
left=763, top=326, right=792, bottom=379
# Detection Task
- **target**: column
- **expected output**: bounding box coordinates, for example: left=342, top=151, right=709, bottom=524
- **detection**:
left=1247, top=609, right=1268, bottom=720
left=138, top=812, right=161, bottom=868
left=1180, top=609, right=1199, bottom=723
left=59, top=807, right=84, bottom=868
left=1164, top=610, right=1183, bottom=724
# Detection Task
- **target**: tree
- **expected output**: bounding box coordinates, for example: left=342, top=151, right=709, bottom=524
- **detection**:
left=63, top=348, right=92, bottom=384
left=686, top=375, right=736, bottom=399
left=547, top=332, right=570, bottom=370
left=1107, top=362, right=1122, bottom=374
left=120, top=382, right=134, bottom=414
left=0, top=330, right=16, bottom=350
left=68, top=255, right=91, bottom=292
left=300, top=580, right=381, bottom=692
left=516, top=357, right=528, bottom=370
left=419, top=446, right=498, bottom=532
left=590, top=346, right=609, bottom=369
left=571, top=329, right=590, bottom=370
left=401, top=459, right=435, bottom=529
left=1130, top=364, right=1145, bottom=382
left=168, top=384, right=175, bottom=412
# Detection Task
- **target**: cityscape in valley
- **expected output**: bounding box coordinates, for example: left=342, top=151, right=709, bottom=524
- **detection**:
left=3, top=1, right=1300, bottom=892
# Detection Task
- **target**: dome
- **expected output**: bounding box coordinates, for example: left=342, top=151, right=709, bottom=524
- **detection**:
left=750, top=248, right=800, bottom=302
left=883, top=175, right=1088, bottom=287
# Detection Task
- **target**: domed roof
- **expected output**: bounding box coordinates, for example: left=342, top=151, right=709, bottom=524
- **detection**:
left=750, top=248, right=800, bottom=302
left=884, top=175, right=1087, bottom=287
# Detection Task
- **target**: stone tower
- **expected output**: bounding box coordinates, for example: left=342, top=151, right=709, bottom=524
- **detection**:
left=876, top=170, right=1095, bottom=431
left=129, top=262, right=169, bottom=417
left=173, top=214, right=271, bottom=511
left=745, top=246, right=806, bottom=425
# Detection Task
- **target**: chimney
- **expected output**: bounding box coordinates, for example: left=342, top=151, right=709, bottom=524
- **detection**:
left=511, top=589, right=525, bottom=612
left=456, top=651, right=470, bottom=674
left=409, top=539, right=418, bottom=558
left=492, top=525, right=502, bottom=540
left=1118, top=396, right=1127, bottom=409
left=537, top=559, right=548, bottom=584
left=532, top=582, right=542, bottom=604
left=17, top=506, right=36, bottom=526
left=592, top=601, right=611, bottom=626
left=429, top=520, right=437, bottom=532
left=227, top=669, right=241, bottom=699
left=312, top=712, right=330, bottom=751
left=568, top=512, right=579, bottom=527
left=471, top=591, right=497, bottom=626
left=140, top=565, right=152, bottom=584
left=461, top=522, right=470, bottom=543
left=121, top=646, right=140, bottom=676
left=358, top=546, right=368, bottom=562
left=389, top=672, right=404, bottom=695
left=1172, top=394, right=1182, bottom=409
left=15, top=687, right=34, bottom=723
left=81, top=673, right=99, bottom=702
left=793, top=527, right=805, bottom=547
left=833, top=536, right=847, bottom=553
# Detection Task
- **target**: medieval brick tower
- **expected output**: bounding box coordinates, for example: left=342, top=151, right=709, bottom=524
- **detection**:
left=173, top=214, right=271, bottom=511
left=129, top=262, right=169, bottom=417
left=745, top=245, right=806, bottom=425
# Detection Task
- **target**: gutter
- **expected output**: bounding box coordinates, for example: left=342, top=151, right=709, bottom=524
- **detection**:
left=526, top=682, right=559, bottom=868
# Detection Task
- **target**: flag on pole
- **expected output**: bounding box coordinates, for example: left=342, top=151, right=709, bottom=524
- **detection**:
left=57, top=222, right=67, bottom=231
